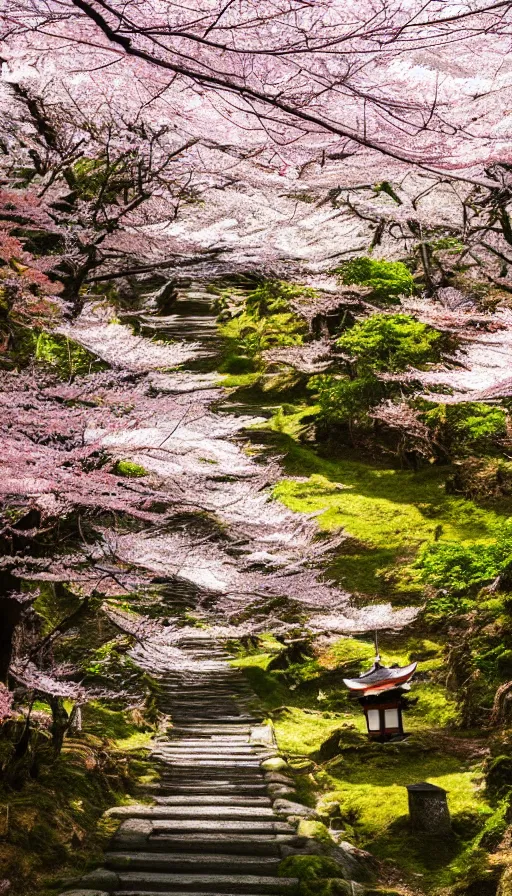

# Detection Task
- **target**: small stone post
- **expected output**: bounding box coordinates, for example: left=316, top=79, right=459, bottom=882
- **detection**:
left=405, top=782, right=451, bottom=835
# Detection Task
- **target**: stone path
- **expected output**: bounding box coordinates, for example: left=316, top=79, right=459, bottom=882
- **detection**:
left=65, top=632, right=302, bottom=895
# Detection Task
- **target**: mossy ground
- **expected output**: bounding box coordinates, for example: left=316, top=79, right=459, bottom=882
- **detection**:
left=232, top=636, right=497, bottom=894
left=0, top=702, right=157, bottom=895
left=269, top=428, right=512, bottom=601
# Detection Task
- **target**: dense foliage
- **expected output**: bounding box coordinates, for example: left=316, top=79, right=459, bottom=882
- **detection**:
left=335, top=258, right=415, bottom=303
left=336, top=313, right=444, bottom=372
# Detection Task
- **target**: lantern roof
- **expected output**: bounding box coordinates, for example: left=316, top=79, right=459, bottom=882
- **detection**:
left=406, top=782, right=447, bottom=794
left=343, top=659, right=417, bottom=695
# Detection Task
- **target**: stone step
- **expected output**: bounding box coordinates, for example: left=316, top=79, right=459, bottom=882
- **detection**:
left=161, top=691, right=238, bottom=696
left=153, top=746, right=265, bottom=754
left=106, top=851, right=281, bottom=875
left=150, top=821, right=294, bottom=834
left=115, top=872, right=298, bottom=893
left=157, top=768, right=265, bottom=778
left=157, top=765, right=265, bottom=784
left=152, top=760, right=265, bottom=769
left=152, top=755, right=269, bottom=764
left=145, top=834, right=284, bottom=855
left=167, top=716, right=258, bottom=722
left=169, top=727, right=253, bottom=735
left=161, top=739, right=253, bottom=746
left=152, top=796, right=272, bottom=807
left=108, top=807, right=277, bottom=820
left=117, top=892, right=288, bottom=896
left=146, top=786, right=267, bottom=795
left=144, top=785, right=268, bottom=795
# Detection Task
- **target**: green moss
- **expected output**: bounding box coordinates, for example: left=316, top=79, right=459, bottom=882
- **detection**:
left=274, top=708, right=364, bottom=755
left=317, top=751, right=492, bottom=891
left=270, top=437, right=512, bottom=599
left=0, top=730, right=150, bottom=896
left=297, top=819, right=335, bottom=844
left=219, top=370, right=261, bottom=388
left=335, top=257, right=415, bottom=302
left=114, top=459, right=148, bottom=478
left=81, top=701, right=148, bottom=743
left=279, top=857, right=355, bottom=895
left=35, top=331, right=106, bottom=378
left=336, top=314, right=444, bottom=373
left=216, top=279, right=310, bottom=375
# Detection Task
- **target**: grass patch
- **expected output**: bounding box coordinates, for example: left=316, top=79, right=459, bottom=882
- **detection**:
left=35, top=331, right=106, bottom=378
left=317, top=751, right=492, bottom=892
left=270, top=434, right=512, bottom=598
left=0, top=731, right=150, bottom=896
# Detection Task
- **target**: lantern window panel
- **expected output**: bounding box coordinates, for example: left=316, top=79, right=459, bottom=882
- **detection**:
left=384, top=707, right=400, bottom=730
left=366, top=708, right=381, bottom=732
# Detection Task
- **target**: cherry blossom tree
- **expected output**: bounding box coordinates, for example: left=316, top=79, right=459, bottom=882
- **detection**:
left=4, top=0, right=512, bottom=179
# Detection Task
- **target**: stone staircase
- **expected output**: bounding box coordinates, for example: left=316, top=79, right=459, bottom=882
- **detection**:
left=64, top=632, right=302, bottom=895
left=139, top=288, right=221, bottom=351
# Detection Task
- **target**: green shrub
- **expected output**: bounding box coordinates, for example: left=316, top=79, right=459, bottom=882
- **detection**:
left=220, top=308, right=306, bottom=359
left=245, top=280, right=318, bottom=316
left=35, top=332, right=105, bottom=378
left=423, top=403, right=508, bottom=457
left=335, top=257, right=415, bottom=302
left=336, top=314, right=444, bottom=374
left=309, top=374, right=384, bottom=429
left=415, top=523, right=512, bottom=609
left=416, top=540, right=501, bottom=594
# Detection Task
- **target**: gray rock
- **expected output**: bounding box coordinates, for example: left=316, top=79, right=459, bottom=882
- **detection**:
left=264, top=772, right=295, bottom=786
left=113, top=818, right=153, bottom=843
left=331, top=842, right=378, bottom=883
left=267, top=784, right=296, bottom=798
left=273, top=799, right=319, bottom=820
left=261, top=757, right=290, bottom=772
left=76, top=869, right=119, bottom=891
left=250, top=724, right=276, bottom=747
left=61, top=891, right=110, bottom=896
left=280, top=839, right=324, bottom=858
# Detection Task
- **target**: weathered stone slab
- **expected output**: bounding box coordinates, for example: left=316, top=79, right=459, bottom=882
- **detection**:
left=116, top=871, right=299, bottom=893
left=267, top=785, right=296, bottom=799
left=250, top=724, right=276, bottom=747
left=108, top=804, right=275, bottom=819
left=264, top=772, right=295, bottom=786
left=261, top=757, right=290, bottom=773
left=60, top=891, right=110, bottom=896
left=273, top=799, right=319, bottom=820
left=75, top=870, right=119, bottom=891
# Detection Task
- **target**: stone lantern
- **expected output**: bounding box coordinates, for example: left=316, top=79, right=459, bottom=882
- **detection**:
left=406, top=782, right=451, bottom=835
left=343, top=635, right=417, bottom=741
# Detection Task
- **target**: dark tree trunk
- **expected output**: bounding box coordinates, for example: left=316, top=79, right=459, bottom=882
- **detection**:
left=49, top=696, right=70, bottom=756
left=0, top=593, right=23, bottom=683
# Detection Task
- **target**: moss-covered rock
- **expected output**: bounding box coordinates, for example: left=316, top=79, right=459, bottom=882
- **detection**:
left=261, top=756, right=290, bottom=772
left=498, top=866, right=512, bottom=896
left=279, top=855, right=357, bottom=896
left=297, top=819, right=334, bottom=845
left=114, top=459, right=148, bottom=478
